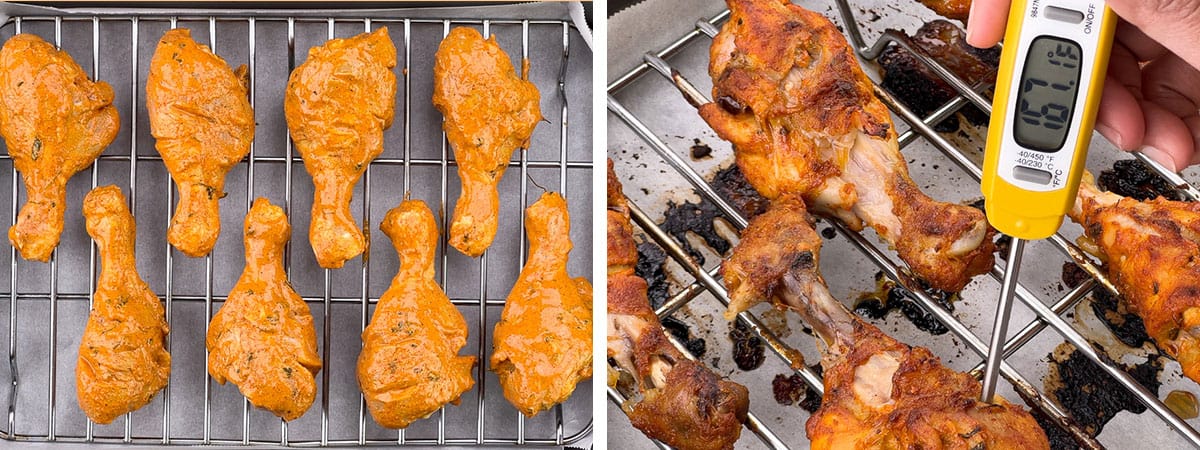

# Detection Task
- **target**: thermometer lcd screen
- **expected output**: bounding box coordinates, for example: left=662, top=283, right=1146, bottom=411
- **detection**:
left=1012, top=36, right=1083, bottom=152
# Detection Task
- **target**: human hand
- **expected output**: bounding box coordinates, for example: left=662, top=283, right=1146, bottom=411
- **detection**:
left=966, top=0, right=1200, bottom=172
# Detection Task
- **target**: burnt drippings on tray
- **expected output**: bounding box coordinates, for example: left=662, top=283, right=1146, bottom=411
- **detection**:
left=662, top=316, right=707, bottom=358
left=853, top=271, right=957, bottom=335
left=878, top=20, right=999, bottom=133
left=772, top=364, right=823, bottom=412
left=1097, top=159, right=1185, bottom=201
left=1061, top=262, right=1153, bottom=348
left=730, top=320, right=766, bottom=371
left=711, top=164, right=770, bottom=219
left=1044, top=343, right=1163, bottom=440
left=690, top=138, right=714, bottom=160
left=661, top=199, right=729, bottom=266
left=635, top=242, right=671, bottom=310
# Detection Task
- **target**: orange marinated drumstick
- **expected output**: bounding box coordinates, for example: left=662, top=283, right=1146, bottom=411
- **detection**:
left=285, top=27, right=396, bottom=269
left=0, top=33, right=120, bottom=262
left=358, top=198, right=476, bottom=429
left=207, top=198, right=321, bottom=421
left=433, top=27, right=542, bottom=257
left=147, top=28, right=255, bottom=257
left=491, top=192, right=591, bottom=416
left=76, top=186, right=170, bottom=424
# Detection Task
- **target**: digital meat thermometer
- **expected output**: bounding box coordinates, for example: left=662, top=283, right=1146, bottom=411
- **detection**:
left=978, top=0, right=1116, bottom=403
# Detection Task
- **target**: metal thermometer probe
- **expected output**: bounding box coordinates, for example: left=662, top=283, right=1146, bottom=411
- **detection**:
left=979, top=0, right=1116, bottom=402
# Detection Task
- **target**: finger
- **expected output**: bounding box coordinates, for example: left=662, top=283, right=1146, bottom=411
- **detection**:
left=1186, top=115, right=1200, bottom=166
left=1134, top=100, right=1196, bottom=172
left=1106, top=0, right=1200, bottom=70
left=1096, top=77, right=1144, bottom=150
left=966, top=0, right=1012, bottom=48
left=1107, top=40, right=1144, bottom=97
left=1142, top=54, right=1200, bottom=118
left=1114, top=20, right=1169, bottom=63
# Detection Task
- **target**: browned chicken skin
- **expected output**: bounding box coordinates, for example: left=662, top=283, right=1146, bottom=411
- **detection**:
left=358, top=198, right=476, bottom=429
left=0, top=33, right=120, bottom=262
left=206, top=198, right=321, bottom=421
left=433, top=27, right=543, bottom=257
left=76, top=186, right=170, bottom=424
left=285, top=27, right=396, bottom=269
left=491, top=192, right=591, bottom=416
left=700, top=0, right=994, bottom=292
left=147, top=28, right=255, bottom=257
left=918, top=0, right=971, bottom=21
left=724, top=199, right=1049, bottom=449
left=1071, top=173, right=1200, bottom=385
left=607, top=160, right=750, bottom=450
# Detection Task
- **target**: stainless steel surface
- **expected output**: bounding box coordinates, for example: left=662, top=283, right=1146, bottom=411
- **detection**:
left=0, top=2, right=593, bottom=446
left=607, top=0, right=1200, bottom=448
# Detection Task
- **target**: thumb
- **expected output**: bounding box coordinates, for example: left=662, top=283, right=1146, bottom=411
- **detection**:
left=1106, top=0, right=1200, bottom=69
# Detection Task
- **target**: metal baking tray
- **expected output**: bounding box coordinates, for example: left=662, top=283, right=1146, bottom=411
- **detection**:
left=0, top=1, right=593, bottom=446
left=607, top=0, right=1200, bottom=448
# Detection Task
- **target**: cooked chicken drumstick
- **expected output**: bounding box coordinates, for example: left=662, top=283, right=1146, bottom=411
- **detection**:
left=607, top=160, right=750, bottom=450
left=1071, top=173, right=1200, bottom=385
left=433, top=27, right=543, bottom=257
left=700, top=0, right=993, bottom=292
left=207, top=198, right=321, bottom=421
left=147, top=28, right=255, bottom=257
left=358, top=198, right=476, bottom=429
left=724, top=199, right=1049, bottom=449
left=285, top=27, right=396, bottom=269
left=917, top=0, right=971, bottom=21
left=0, top=33, right=120, bottom=262
left=76, top=186, right=170, bottom=424
left=491, top=192, right=591, bottom=416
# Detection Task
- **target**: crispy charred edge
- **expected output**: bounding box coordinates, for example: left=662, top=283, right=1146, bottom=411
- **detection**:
left=889, top=174, right=996, bottom=292
left=722, top=197, right=820, bottom=317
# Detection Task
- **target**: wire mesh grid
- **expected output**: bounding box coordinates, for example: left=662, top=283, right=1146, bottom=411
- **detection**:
left=607, top=1, right=1200, bottom=448
left=0, top=5, right=592, bottom=447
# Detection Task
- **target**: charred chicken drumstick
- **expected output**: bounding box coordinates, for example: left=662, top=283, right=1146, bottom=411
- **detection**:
left=77, top=186, right=170, bottom=424
left=0, top=33, right=120, bottom=262
left=724, top=199, right=1049, bottom=449
left=433, top=27, right=543, bottom=257
left=607, top=160, right=750, bottom=450
left=358, top=198, right=476, bottom=429
left=700, top=0, right=993, bottom=292
left=147, top=28, right=255, bottom=257
left=285, top=27, right=396, bottom=269
left=1071, top=173, right=1200, bottom=385
left=491, top=192, right=591, bottom=416
left=207, top=199, right=321, bottom=421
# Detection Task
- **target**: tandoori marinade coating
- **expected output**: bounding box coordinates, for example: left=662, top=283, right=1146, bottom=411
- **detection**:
left=491, top=192, right=591, bottom=417
left=700, top=0, right=994, bottom=292
left=433, top=27, right=543, bottom=257
left=206, top=198, right=321, bottom=421
left=358, top=198, right=476, bottom=429
left=147, top=28, right=255, bottom=257
left=77, top=186, right=170, bottom=425
left=285, top=27, right=396, bottom=269
left=724, top=199, right=1049, bottom=449
left=607, top=160, right=750, bottom=450
left=0, top=33, right=120, bottom=262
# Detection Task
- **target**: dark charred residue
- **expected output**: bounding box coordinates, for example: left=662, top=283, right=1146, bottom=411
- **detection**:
left=790, top=251, right=815, bottom=271
left=1061, top=262, right=1152, bottom=347
left=730, top=320, right=765, bottom=371
left=1045, top=344, right=1162, bottom=440
left=1029, top=406, right=1080, bottom=450
left=854, top=271, right=957, bottom=335
left=662, top=316, right=707, bottom=358
left=717, top=95, right=749, bottom=115
left=1097, top=159, right=1184, bottom=201
left=820, top=227, right=837, bottom=239
left=712, top=164, right=770, bottom=219
left=690, top=138, right=714, bottom=160
left=772, top=365, right=823, bottom=412
left=661, top=199, right=729, bottom=266
left=635, top=242, right=671, bottom=311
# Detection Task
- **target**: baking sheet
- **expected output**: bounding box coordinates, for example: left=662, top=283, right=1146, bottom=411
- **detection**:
left=607, top=0, right=1200, bottom=448
left=0, top=1, right=593, bottom=446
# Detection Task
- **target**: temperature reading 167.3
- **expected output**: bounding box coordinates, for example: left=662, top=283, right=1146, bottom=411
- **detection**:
left=1012, top=36, right=1084, bottom=153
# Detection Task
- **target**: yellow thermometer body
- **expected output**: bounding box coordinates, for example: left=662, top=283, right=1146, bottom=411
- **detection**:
left=981, top=0, right=1117, bottom=240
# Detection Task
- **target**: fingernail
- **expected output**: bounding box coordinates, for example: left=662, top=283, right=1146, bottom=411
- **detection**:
left=1140, top=146, right=1178, bottom=172
left=1095, top=123, right=1124, bottom=149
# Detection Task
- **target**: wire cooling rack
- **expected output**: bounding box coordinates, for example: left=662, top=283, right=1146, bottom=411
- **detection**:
left=0, top=3, right=593, bottom=447
left=607, top=0, right=1200, bottom=448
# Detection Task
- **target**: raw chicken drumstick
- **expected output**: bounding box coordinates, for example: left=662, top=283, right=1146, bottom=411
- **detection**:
left=433, top=27, right=543, bottom=257
left=607, top=160, right=750, bottom=450
left=285, top=27, right=396, bottom=269
left=724, top=199, right=1049, bottom=449
left=147, top=28, right=255, bottom=257
left=76, top=186, right=170, bottom=424
left=491, top=192, right=591, bottom=416
left=1071, top=173, right=1200, bottom=385
left=358, top=198, right=476, bottom=429
left=207, top=198, right=321, bottom=421
left=0, top=33, right=120, bottom=262
left=699, top=0, right=994, bottom=292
